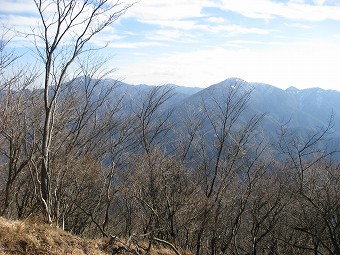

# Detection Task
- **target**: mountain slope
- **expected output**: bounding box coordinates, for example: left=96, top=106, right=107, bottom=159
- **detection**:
left=0, top=217, right=182, bottom=255
left=175, top=78, right=340, bottom=134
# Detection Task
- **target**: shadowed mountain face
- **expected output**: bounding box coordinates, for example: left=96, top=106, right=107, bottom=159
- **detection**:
left=95, top=77, right=338, bottom=159
left=148, top=78, right=338, bottom=129
left=99, top=77, right=339, bottom=142
left=250, top=82, right=340, bottom=132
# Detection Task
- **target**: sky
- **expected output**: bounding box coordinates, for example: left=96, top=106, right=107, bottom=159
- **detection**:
left=1, top=0, right=340, bottom=90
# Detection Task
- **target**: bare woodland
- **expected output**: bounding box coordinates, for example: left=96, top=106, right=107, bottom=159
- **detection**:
left=0, top=1, right=340, bottom=255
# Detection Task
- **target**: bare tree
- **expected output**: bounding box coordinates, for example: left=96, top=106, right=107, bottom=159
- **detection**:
left=277, top=116, right=336, bottom=192
left=30, top=0, right=133, bottom=223
left=131, top=85, right=174, bottom=154
left=176, top=80, right=266, bottom=255
left=0, top=27, right=39, bottom=217
left=0, top=27, right=21, bottom=91
left=276, top=116, right=340, bottom=254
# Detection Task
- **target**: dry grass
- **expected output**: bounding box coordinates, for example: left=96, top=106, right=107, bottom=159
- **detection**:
left=0, top=217, right=190, bottom=255
left=0, top=217, right=107, bottom=255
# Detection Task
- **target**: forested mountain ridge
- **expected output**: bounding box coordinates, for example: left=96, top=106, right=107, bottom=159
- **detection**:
left=100, top=77, right=340, bottom=146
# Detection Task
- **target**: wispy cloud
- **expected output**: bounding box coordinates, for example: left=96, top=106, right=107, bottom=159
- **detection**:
left=312, top=0, right=327, bottom=5
left=210, top=24, right=272, bottom=35
left=117, top=41, right=340, bottom=89
left=227, top=40, right=287, bottom=46
left=145, top=29, right=187, bottom=41
left=0, top=14, right=40, bottom=30
left=206, top=17, right=226, bottom=24
left=1, top=0, right=339, bottom=91
left=91, top=28, right=126, bottom=47
left=125, top=0, right=215, bottom=20
left=218, top=0, right=340, bottom=21
left=0, top=0, right=37, bottom=14
left=139, top=19, right=199, bottom=30
left=139, top=18, right=271, bottom=36
left=284, top=22, right=312, bottom=29
left=1, top=1, right=132, bottom=49
left=107, top=41, right=166, bottom=49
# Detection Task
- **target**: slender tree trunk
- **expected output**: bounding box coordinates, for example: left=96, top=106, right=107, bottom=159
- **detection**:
left=41, top=106, right=52, bottom=223
left=196, top=227, right=204, bottom=255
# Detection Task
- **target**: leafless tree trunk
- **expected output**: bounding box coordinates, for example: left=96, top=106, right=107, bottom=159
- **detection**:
left=276, top=116, right=340, bottom=254
left=0, top=28, right=39, bottom=217
left=30, top=0, right=133, bottom=223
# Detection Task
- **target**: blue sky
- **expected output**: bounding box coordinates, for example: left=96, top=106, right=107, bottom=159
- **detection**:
left=1, top=0, right=340, bottom=90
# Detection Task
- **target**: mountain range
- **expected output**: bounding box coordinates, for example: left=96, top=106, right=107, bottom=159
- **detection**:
left=5, top=76, right=338, bottom=159
left=119, top=77, right=340, bottom=132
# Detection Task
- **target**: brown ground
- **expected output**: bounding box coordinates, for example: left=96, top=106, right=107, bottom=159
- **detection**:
left=0, top=217, right=183, bottom=255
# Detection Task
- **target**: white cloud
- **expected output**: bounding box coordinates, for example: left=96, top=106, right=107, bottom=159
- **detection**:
left=2, top=0, right=339, bottom=92
left=289, top=0, right=305, bottom=4
left=206, top=17, right=226, bottom=24
left=107, top=41, right=166, bottom=49
left=125, top=0, right=215, bottom=20
left=227, top=40, right=286, bottom=46
left=139, top=19, right=199, bottom=30
left=211, top=24, right=271, bottom=35
left=313, top=0, right=327, bottom=5
left=0, top=0, right=36, bottom=14
left=284, top=22, right=312, bottom=29
left=116, top=41, right=340, bottom=90
left=145, top=29, right=187, bottom=41
left=0, top=14, right=40, bottom=29
left=0, top=14, right=41, bottom=46
left=1, top=1, right=132, bottom=49
left=218, top=0, right=340, bottom=21
left=138, top=19, right=271, bottom=36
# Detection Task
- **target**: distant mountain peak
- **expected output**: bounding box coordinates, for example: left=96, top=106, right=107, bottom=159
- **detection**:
left=286, top=86, right=299, bottom=91
left=286, top=86, right=299, bottom=92
left=222, top=77, right=247, bottom=84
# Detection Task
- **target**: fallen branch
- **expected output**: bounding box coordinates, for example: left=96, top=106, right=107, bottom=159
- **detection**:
left=153, top=237, right=181, bottom=255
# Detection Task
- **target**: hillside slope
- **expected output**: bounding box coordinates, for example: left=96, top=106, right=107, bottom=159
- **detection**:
left=0, top=217, right=180, bottom=255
